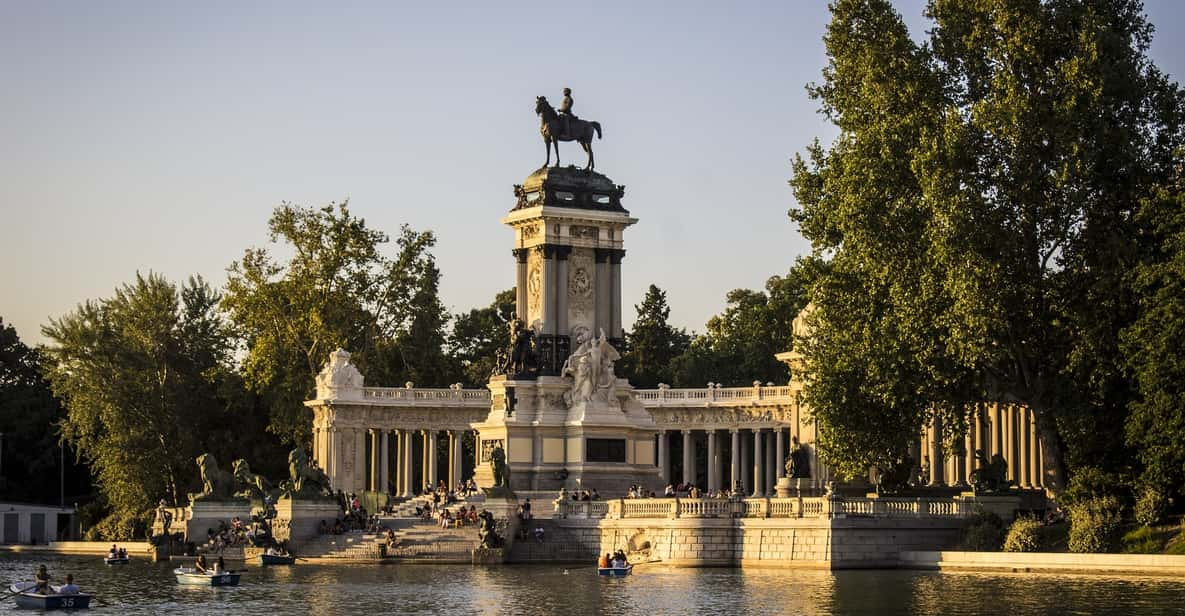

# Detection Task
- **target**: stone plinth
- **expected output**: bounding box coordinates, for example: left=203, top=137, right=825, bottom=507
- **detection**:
left=273, top=498, right=341, bottom=547
left=181, top=500, right=252, bottom=543
left=472, top=547, right=507, bottom=565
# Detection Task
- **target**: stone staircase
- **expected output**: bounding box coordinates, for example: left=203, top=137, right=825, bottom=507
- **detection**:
left=297, top=531, right=387, bottom=560
left=384, top=521, right=481, bottom=561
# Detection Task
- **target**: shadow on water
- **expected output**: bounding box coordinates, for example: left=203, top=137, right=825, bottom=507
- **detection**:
left=3, top=554, right=1185, bottom=615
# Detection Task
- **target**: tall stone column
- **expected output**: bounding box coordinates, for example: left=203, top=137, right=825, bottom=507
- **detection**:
left=776, top=429, right=786, bottom=479
left=989, top=404, right=1001, bottom=459
left=379, top=430, right=389, bottom=494
left=402, top=431, right=414, bottom=497
left=1031, top=419, right=1042, bottom=489
left=706, top=430, right=718, bottom=492
left=514, top=249, right=528, bottom=323
left=929, top=417, right=945, bottom=487
left=594, top=249, right=611, bottom=335
left=682, top=430, right=694, bottom=487
left=657, top=431, right=669, bottom=483
left=725, top=431, right=734, bottom=492
left=954, top=439, right=967, bottom=487
left=446, top=431, right=456, bottom=490
left=752, top=429, right=764, bottom=497
left=556, top=247, right=570, bottom=336
left=1019, top=408, right=1032, bottom=488
left=609, top=250, right=625, bottom=338
left=741, top=430, right=752, bottom=495
left=392, top=430, right=403, bottom=496
left=1006, top=406, right=1019, bottom=485
left=430, top=431, right=441, bottom=490
left=326, top=428, right=338, bottom=484
left=537, top=246, right=556, bottom=336
left=354, top=428, right=366, bottom=494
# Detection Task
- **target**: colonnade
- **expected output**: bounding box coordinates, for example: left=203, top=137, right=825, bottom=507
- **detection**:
left=655, top=427, right=825, bottom=496
left=916, top=403, right=1046, bottom=490
left=314, top=426, right=475, bottom=496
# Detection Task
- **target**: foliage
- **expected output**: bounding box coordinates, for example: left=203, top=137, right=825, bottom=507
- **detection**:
left=449, top=289, right=515, bottom=387
left=790, top=0, right=1184, bottom=493
left=961, top=509, right=1005, bottom=551
left=41, top=274, right=268, bottom=522
left=620, top=284, right=691, bottom=388
left=0, top=318, right=90, bottom=504
left=1068, top=496, right=1123, bottom=553
left=671, top=262, right=815, bottom=388
left=1003, top=516, right=1044, bottom=553
left=1123, top=170, right=1185, bottom=497
left=83, top=508, right=153, bottom=542
left=1134, top=486, right=1170, bottom=527
left=1062, top=466, right=1121, bottom=506
left=1120, top=524, right=1173, bottom=554
left=224, top=202, right=456, bottom=445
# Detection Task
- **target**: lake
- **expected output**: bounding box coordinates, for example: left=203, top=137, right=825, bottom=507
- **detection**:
left=2, top=554, right=1184, bottom=614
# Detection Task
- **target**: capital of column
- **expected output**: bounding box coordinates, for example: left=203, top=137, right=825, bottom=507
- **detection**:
left=512, top=248, right=529, bottom=263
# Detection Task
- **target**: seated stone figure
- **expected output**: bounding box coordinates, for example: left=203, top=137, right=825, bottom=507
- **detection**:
left=188, top=453, right=237, bottom=503
left=970, top=451, right=1013, bottom=494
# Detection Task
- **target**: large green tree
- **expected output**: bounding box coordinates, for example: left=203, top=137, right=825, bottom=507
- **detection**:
left=0, top=318, right=90, bottom=505
left=449, top=288, right=515, bottom=387
left=620, top=284, right=691, bottom=388
left=791, top=0, right=1184, bottom=490
left=224, top=202, right=456, bottom=445
left=1123, top=165, right=1185, bottom=495
left=41, top=274, right=257, bottom=533
left=672, top=265, right=813, bottom=387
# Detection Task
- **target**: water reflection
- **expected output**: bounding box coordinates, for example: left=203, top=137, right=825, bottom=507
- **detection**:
left=1, top=554, right=1184, bottom=615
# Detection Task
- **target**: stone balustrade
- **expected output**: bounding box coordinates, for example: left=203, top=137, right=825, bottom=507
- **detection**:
left=355, top=385, right=797, bottom=408
left=554, top=496, right=983, bottom=521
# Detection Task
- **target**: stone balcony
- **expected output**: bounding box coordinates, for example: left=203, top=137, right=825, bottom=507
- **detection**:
left=554, top=495, right=1011, bottom=521
left=354, top=384, right=796, bottom=409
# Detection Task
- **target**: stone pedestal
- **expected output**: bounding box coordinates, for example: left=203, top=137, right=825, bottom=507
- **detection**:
left=471, top=547, right=507, bottom=565
left=181, top=500, right=252, bottom=543
left=775, top=477, right=794, bottom=498
left=273, top=497, right=341, bottom=547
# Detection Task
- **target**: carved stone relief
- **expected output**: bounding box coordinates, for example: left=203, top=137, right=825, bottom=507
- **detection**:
left=567, top=249, right=595, bottom=332
left=521, top=224, right=540, bottom=240
left=527, top=259, right=543, bottom=318
left=570, top=225, right=599, bottom=240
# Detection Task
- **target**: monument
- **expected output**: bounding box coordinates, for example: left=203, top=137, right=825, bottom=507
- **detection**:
left=472, top=102, right=660, bottom=493
left=272, top=447, right=340, bottom=546
left=179, top=453, right=253, bottom=544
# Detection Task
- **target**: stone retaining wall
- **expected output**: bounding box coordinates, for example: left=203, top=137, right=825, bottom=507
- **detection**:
left=901, top=550, right=1185, bottom=576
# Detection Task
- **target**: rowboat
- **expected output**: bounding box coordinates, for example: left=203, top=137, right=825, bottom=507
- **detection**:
left=173, top=568, right=241, bottom=586
left=103, top=556, right=129, bottom=565
left=8, top=582, right=92, bottom=610
left=260, top=553, right=296, bottom=566
left=597, top=564, right=633, bottom=577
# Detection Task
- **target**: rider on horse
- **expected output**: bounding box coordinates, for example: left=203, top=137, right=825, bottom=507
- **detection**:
left=559, top=87, right=577, bottom=137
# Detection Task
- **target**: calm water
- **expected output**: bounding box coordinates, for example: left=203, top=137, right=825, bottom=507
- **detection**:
left=2, top=554, right=1185, bottom=615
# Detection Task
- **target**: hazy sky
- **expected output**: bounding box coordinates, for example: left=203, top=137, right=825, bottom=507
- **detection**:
left=3, top=1, right=1184, bottom=346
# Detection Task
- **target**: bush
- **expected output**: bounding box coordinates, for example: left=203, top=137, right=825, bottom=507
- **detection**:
left=1121, top=525, right=1165, bottom=554
left=1063, top=467, right=1118, bottom=506
left=1003, top=516, right=1043, bottom=552
left=962, top=509, right=1005, bottom=551
left=83, top=510, right=151, bottom=542
left=1134, top=487, right=1169, bottom=527
left=1068, top=496, right=1123, bottom=553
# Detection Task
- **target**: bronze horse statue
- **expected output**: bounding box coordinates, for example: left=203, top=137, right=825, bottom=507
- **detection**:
left=536, top=96, right=602, bottom=170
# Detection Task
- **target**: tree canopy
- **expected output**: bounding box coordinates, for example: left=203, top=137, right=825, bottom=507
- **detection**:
left=791, top=0, right=1184, bottom=491
left=620, top=285, right=691, bottom=388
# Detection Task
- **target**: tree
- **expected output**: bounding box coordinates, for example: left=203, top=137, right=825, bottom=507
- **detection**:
left=671, top=264, right=814, bottom=387
left=224, top=202, right=455, bottom=445
left=41, top=274, right=259, bottom=533
left=620, top=284, right=690, bottom=387
left=1123, top=165, right=1185, bottom=495
left=449, top=289, right=515, bottom=387
left=0, top=318, right=90, bottom=505
left=790, top=0, right=1184, bottom=490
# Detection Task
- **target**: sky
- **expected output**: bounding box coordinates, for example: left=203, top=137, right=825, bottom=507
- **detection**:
left=2, top=1, right=1184, bottom=346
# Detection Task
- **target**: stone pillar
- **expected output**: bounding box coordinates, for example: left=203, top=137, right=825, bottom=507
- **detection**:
left=752, top=429, right=764, bottom=497
left=393, top=430, right=404, bottom=497
left=776, top=429, right=786, bottom=479
left=929, top=417, right=944, bottom=487
left=1031, top=418, right=1042, bottom=490
left=682, top=430, right=694, bottom=487
left=594, top=249, right=611, bottom=335
left=430, top=431, right=440, bottom=490
left=379, top=430, right=389, bottom=494
left=353, top=428, right=366, bottom=494
left=538, top=246, right=556, bottom=335
left=730, top=429, right=740, bottom=493
left=401, top=431, right=413, bottom=497
left=1006, top=406, right=1019, bottom=485
left=740, top=430, right=751, bottom=495
left=657, top=431, right=669, bottom=483
left=954, top=436, right=967, bottom=488
left=514, top=249, right=528, bottom=323
left=706, top=430, right=718, bottom=492
left=989, top=403, right=1001, bottom=459
left=556, top=248, right=570, bottom=335
left=326, top=428, right=337, bottom=485
left=609, top=250, right=625, bottom=339
left=446, top=431, right=456, bottom=490
left=1019, top=407, right=1033, bottom=488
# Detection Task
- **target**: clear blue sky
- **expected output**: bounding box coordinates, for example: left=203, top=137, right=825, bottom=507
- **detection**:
left=3, top=1, right=1183, bottom=346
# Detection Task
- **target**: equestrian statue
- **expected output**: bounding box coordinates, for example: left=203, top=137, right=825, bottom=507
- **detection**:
left=535, top=87, right=602, bottom=170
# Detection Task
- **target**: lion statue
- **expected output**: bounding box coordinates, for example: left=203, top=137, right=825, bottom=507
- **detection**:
left=188, top=453, right=237, bottom=503
left=232, top=459, right=271, bottom=501
left=279, top=447, right=332, bottom=499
